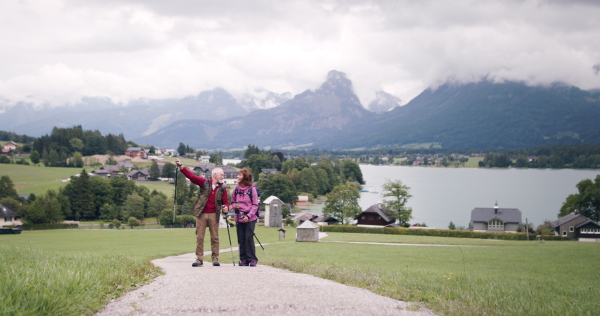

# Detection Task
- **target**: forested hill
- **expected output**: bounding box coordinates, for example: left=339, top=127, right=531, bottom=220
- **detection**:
left=316, top=81, right=600, bottom=149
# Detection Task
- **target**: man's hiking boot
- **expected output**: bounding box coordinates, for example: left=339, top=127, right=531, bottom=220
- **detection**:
left=239, top=260, right=248, bottom=266
left=192, top=260, right=203, bottom=267
left=249, top=260, right=257, bottom=267
left=212, top=258, right=220, bottom=266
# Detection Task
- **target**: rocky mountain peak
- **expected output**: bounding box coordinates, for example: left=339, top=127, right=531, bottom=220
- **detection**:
left=317, top=70, right=356, bottom=99
left=368, top=91, right=403, bottom=113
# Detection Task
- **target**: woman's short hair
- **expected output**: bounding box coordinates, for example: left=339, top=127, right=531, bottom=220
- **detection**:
left=238, top=168, right=253, bottom=187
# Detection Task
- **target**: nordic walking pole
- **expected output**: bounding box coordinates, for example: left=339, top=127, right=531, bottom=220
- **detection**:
left=224, top=212, right=235, bottom=266
left=173, top=166, right=178, bottom=227
left=253, top=233, right=274, bottom=266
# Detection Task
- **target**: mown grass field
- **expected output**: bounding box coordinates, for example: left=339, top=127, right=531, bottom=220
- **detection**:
left=1, top=228, right=599, bottom=316
left=0, top=164, right=79, bottom=196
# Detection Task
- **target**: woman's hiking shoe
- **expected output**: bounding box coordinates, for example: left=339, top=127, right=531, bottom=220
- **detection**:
left=239, top=260, right=248, bottom=266
left=212, top=258, right=220, bottom=266
left=192, top=260, right=203, bottom=267
left=249, top=260, right=257, bottom=267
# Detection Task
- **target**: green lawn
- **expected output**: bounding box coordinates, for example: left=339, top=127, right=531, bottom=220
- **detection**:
left=1, top=228, right=599, bottom=315
left=275, top=232, right=600, bottom=315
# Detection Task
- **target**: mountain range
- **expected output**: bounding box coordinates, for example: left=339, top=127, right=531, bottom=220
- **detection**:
left=1, top=70, right=599, bottom=150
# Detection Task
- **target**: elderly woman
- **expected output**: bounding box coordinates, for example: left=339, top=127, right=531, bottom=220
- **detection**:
left=232, top=168, right=260, bottom=266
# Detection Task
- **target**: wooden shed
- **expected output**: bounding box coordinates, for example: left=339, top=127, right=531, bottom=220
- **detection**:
left=296, top=220, right=319, bottom=242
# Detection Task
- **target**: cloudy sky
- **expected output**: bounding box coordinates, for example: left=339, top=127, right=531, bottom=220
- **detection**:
left=1, top=0, right=599, bottom=109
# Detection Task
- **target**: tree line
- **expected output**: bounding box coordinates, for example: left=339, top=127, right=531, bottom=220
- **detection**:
left=0, top=172, right=172, bottom=227
left=0, top=130, right=36, bottom=143
left=31, top=126, right=131, bottom=167
left=481, top=144, right=600, bottom=168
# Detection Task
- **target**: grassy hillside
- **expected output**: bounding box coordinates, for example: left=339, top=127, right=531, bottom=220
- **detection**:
left=0, top=163, right=178, bottom=197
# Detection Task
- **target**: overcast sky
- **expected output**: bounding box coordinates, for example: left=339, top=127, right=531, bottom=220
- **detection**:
left=1, top=0, right=599, bottom=109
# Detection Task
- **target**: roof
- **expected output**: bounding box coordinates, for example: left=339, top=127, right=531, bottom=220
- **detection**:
left=117, top=161, right=135, bottom=168
left=551, top=212, right=588, bottom=228
left=263, top=196, right=282, bottom=204
left=575, top=219, right=600, bottom=229
left=296, top=213, right=315, bottom=221
left=297, top=220, right=319, bottom=229
left=194, top=164, right=214, bottom=172
left=297, top=196, right=309, bottom=202
left=126, top=147, right=144, bottom=152
left=470, top=207, right=521, bottom=223
left=128, top=169, right=149, bottom=177
left=0, top=204, right=19, bottom=218
left=357, top=204, right=394, bottom=223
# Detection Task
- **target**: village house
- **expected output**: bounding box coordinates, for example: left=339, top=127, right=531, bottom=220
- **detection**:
left=0, top=203, right=22, bottom=227
left=552, top=212, right=600, bottom=241
left=127, top=169, right=150, bottom=181
left=116, top=161, right=135, bottom=170
left=469, top=202, right=522, bottom=233
left=296, top=196, right=309, bottom=208
left=193, top=164, right=214, bottom=178
left=3, top=141, right=19, bottom=150
left=356, top=203, right=395, bottom=227
left=199, top=155, right=210, bottom=163
left=92, top=165, right=122, bottom=178
left=192, top=164, right=237, bottom=185
left=125, top=147, right=147, bottom=159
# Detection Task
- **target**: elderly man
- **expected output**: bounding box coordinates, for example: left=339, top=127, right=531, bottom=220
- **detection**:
left=175, top=159, right=229, bottom=267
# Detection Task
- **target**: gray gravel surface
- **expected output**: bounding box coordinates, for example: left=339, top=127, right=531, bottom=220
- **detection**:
left=96, top=251, right=435, bottom=316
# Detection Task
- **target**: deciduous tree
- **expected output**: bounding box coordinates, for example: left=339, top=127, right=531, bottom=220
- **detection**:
left=0, top=175, right=19, bottom=199
left=123, top=193, right=145, bottom=220
left=381, top=178, right=413, bottom=225
left=322, top=184, right=361, bottom=225
left=559, top=175, right=600, bottom=221
left=257, top=173, right=298, bottom=205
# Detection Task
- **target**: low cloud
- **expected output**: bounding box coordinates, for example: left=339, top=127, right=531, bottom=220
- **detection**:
left=0, top=0, right=599, bottom=108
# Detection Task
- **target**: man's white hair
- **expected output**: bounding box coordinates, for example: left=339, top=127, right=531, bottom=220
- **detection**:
left=212, top=167, right=224, bottom=176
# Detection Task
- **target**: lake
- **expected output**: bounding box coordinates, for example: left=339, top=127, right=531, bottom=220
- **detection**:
left=358, top=165, right=600, bottom=229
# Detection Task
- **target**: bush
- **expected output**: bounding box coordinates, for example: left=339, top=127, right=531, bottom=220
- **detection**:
left=127, top=217, right=141, bottom=228
left=320, top=225, right=570, bottom=241
left=111, top=219, right=121, bottom=229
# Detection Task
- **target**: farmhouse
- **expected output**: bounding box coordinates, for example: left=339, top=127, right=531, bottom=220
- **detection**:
left=125, top=147, right=147, bottom=159
left=356, top=203, right=395, bottom=227
left=552, top=211, right=600, bottom=241
left=3, top=141, right=19, bottom=150
left=0, top=203, right=22, bottom=227
left=469, top=202, right=522, bottom=233
left=127, top=169, right=150, bottom=181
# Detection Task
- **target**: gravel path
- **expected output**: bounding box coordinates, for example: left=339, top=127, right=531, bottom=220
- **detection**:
left=96, top=249, right=435, bottom=316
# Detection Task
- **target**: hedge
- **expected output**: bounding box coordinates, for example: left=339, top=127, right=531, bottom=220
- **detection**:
left=320, top=225, right=569, bottom=241
left=20, top=223, right=79, bottom=230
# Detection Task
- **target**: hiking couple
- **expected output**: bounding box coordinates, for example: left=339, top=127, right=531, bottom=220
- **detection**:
left=175, top=159, right=259, bottom=267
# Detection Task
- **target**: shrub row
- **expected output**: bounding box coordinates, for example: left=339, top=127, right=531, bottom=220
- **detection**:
left=21, top=223, right=79, bottom=230
left=320, top=225, right=569, bottom=241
